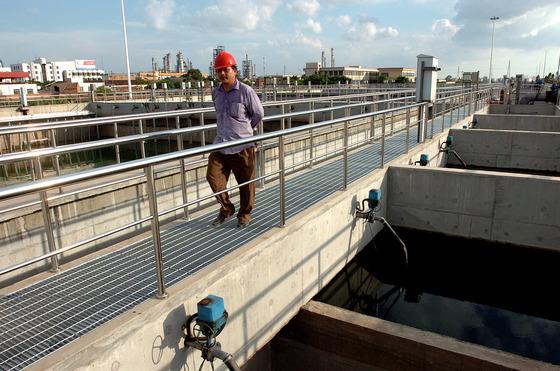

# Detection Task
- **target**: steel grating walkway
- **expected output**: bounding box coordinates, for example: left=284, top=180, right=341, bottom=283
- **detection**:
left=0, top=106, right=473, bottom=370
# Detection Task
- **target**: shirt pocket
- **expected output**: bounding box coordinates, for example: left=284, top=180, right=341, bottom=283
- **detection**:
left=228, top=103, right=245, bottom=119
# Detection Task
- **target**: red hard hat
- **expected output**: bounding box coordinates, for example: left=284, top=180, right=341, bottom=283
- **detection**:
left=214, top=51, right=237, bottom=70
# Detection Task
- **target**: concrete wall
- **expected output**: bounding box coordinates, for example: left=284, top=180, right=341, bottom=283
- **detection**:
left=265, top=301, right=554, bottom=371
left=488, top=104, right=556, bottom=115
left=26, top=105, right=479, bottom=371
left=0, top=102, right=91, bottom=118
left=447, top=128, right=560, bottom=173
left=474, top=113, right=560, bottom=132
left=387, top=166, right=560, bottom=250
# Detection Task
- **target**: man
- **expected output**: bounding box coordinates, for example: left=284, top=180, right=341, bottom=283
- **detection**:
left=206, top=51, right=264, bottom=228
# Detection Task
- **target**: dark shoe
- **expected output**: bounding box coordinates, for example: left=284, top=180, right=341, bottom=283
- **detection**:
left=212, top=214, right=232, bottom=227
left=237, top=219, right=251, bottom=229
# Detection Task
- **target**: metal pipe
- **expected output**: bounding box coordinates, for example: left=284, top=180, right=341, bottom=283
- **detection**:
left=113, top=122, right=120, bottom=163
left=139, top=119, right=146, bottom=158
left=33, top=159, right=59, bottom=272
left=144, top=165, right=168, bottom=299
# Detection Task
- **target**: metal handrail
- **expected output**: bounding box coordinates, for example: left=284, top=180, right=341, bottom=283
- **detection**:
left=0, top=101, right=429, bottom=200
left=0, top=87, right=466, bottom=135
left=0, top=91, right=411, bottom=134
left=0, top=96, right=415, bottom=165
left=0, top=87, right=492, bottom=299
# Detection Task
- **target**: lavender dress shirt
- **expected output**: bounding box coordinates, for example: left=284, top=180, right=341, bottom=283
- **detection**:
left=212, top=80, right=264, bottom=154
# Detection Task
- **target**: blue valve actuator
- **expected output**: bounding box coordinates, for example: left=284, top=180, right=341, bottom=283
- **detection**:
left=367, top=189, right=381, bottom=209
left=197, top=295, right=225, bottom=323
left=446, top=135, right=454, bottom=145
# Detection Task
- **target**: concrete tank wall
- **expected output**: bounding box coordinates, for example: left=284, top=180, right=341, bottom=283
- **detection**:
left=488, top=104, right=556, bottom=115
left=447, top=128, right=560, bottom=173
left=387, top=166, right=560, bottom=250
left=474, top=113, right=560, bottom=132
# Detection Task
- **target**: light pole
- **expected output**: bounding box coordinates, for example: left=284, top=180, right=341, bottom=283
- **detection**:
left=489, top=16, right=499, bottom=83
left=120, top=0, right=133, bottom=99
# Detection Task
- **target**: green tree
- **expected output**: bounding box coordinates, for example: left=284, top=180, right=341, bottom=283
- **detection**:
left=187, top=68, right=203, bottom=81
left=394, top=76, right=409, bottom=84
left=378, top=74, right=388, bottom=83
left=95, top=86, right=112, bottom=94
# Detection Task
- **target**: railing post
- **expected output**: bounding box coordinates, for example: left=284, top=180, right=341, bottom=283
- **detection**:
left=441, top=99, right=446, bottom=132
left=430, top=101, right=437, bottom=139
left=49, top=129, right=61, bottom=176
left=380, top=113, right=386, bottom=168
left=330, top=99, right=334, bottom=120
left=138, top=119, right=146, bottom=158
left=113, top=122, right=120, bottom=163
left=145, top=165, right=168, bottom=299
left=369, top=112, right=375, bottom=143
left=405, top=108, right=410, bottom=153
left=278, top=136, right=285, bottom=227
left=449, top=97, right=454, bottom=125
left=281, top=104, right=285, bottom=130
left=33, top=158, right=59, bottom=273
left=176, top=116, right=189, bottom=219
left=257, top=120, right=265, bottom=189
left=200, top=112, right=206, bottom=147
left=424, top=103, right=430, bottom=140
left=343, top=120, right=348, bottom=190
left=389, top=101, right=394, bottom=134
left=309, top=102, right=314, bottom=168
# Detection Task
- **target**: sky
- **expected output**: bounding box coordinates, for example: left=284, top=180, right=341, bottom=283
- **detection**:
left=1, top=0, right=559, bottom=79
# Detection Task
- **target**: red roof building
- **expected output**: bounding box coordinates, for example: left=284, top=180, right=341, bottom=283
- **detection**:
left=0, top=72, right=30, bottom=82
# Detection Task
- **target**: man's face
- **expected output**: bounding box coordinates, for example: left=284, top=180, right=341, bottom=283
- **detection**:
left=216, top=66, right=237, bottom=85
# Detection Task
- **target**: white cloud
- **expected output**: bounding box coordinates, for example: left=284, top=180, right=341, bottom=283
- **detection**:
left=294, top=31, right=322, bottom=49
left=145, top=0, right=175, bottom=31
left=348, top=21, right=399, bottom=40
left=337, top=15, right=352, bottom=27
left=287, top=0, right=320, bottom=17
left=431, top=18, right=459, bottom=38
left=305, top=18, right=322, bottom=33
left=453, top=1, right=560, bottom=49
left=194, top=0, right=279, bottom=32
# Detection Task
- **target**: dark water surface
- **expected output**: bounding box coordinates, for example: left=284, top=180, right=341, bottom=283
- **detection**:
left=315, top=227, right=560, bottom=365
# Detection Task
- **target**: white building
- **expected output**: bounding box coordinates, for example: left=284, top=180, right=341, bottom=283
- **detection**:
left=320, top=66, right=379, bottom=83
left=10, top=58, right=104, bottom=83
left=304, top=62, right=322, bottom=77
left=0, top=83, right=38, bottom=96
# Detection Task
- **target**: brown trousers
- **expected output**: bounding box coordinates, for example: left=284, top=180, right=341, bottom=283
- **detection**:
left=206, top=148, right=256, bottom=222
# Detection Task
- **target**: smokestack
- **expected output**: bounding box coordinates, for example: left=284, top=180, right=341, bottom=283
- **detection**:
left=330, top=48, right=335, bottom=67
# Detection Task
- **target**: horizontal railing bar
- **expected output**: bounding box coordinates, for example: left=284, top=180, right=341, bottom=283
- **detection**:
left=0, top=96, right=414, bottom=165
left=0, top=91, right=413, bottom=135
left=0, top=86, right=475, bottom=135
left=0, top=97, right=487, bottom=201
left=0, top=102, right=430, bottom=200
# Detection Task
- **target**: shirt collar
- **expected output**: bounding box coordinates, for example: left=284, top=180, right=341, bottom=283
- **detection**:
left=219, top=79, right=240, bottom=92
